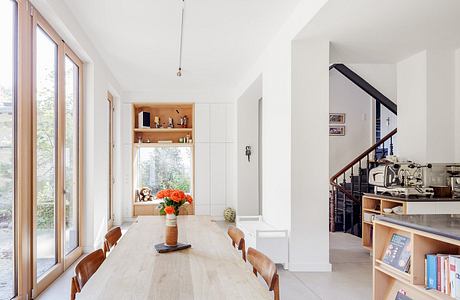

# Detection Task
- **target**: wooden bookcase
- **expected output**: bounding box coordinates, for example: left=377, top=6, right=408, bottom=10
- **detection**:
left=362, top=195, right=407, bottom=251
left=132, top=103, right=194, bottom=143
left=131, top=103, right=195, bottom=216
left=373, top=219, right=460, bottom=300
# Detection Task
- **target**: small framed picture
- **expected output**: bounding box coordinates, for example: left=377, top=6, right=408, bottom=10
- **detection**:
left=329, top=113, right=345, bottom=124
left=329, top=126, right=345, bottom=136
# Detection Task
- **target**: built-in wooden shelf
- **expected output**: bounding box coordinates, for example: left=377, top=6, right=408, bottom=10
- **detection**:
left=362, top=195, right=407, bottom=251
left=132, top=103, right=194, bottom=144
left=131, top=102, right=195, bottom=217
left=133, top=142, right=194, bottom=147
left=133, top=128, right=193, bottom=133
left=373, top=219, right=460, bottom=300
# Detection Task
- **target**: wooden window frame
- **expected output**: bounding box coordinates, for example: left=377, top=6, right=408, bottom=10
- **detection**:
left=31, top=8, right=84, bottom=297
left=107, top=92, right=114, bottom=228
left=1, top=3, right=86, bottom=298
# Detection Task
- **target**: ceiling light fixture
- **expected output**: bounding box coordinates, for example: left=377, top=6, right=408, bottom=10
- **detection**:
left=177, top=0, right=185, bottom=77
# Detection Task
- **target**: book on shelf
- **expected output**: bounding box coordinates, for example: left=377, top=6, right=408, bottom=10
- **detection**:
left=425, top=254, right=460, bottom=298
left=382, top=233, right=411, bottom=273
left=394, top=290, right=412, bottom=300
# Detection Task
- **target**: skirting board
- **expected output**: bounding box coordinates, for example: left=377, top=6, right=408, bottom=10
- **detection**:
left=289, top=262, right=332, bottom=272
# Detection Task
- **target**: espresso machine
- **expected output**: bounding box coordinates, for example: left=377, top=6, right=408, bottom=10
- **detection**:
left=447, top=165, right=460, bottom=198
left=368, top=160, right=435, bottom=198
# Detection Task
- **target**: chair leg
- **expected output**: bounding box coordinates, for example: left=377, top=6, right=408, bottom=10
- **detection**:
left=273, top=274, right=280, bottom=300
left=70, top=276, right=80, bottom=300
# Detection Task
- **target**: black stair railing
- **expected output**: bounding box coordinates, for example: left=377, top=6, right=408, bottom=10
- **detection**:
left=329, top=128, right=397, bottom=235
left=328, top=63, right=398, bottom=237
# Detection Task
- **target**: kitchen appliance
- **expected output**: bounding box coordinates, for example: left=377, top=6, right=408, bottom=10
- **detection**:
left=451, top=177, right=460, bottom=198
left=447, top=165, right=460, bottom=198
left=368, top=161, right=435, bottom=198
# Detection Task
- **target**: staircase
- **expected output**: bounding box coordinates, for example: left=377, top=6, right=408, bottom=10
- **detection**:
left=328, top=64, right=397, bottom=237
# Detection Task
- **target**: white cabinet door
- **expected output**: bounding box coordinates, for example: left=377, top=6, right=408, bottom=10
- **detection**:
left=194, top=104, right=210, bottom=143
left=226, top=103, right=235, bottom=143
left=226, top=142, right=235, bottom=209
left=210, top=104, right=227, bottom=143
left=194, top=143, right=210, bottom=215
left=210, top=143, right=226, bottom=208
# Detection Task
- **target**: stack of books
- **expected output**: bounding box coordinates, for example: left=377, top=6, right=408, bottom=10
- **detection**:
left=426, top=254, right=460, bottom=297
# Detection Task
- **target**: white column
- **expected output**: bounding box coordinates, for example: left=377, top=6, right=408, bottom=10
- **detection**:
left=454, top=49, right=460, bottom=161
left=397, top=49, right=456, bottom=163
left=396, top=51, right=428, bottom=162
left=290, top=38, right=331, bottom=272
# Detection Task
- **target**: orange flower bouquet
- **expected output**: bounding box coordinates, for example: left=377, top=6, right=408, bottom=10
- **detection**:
left=156, top=189, right=193, bottom=216
left=156, top=189, right=193, bottom=247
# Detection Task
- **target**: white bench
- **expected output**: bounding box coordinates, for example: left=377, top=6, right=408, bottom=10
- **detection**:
left=236, top=215, right=289, bottom=269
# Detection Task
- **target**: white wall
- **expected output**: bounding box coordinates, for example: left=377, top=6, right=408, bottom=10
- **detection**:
left=425, top=48, right=455, bottom=162
left=233, top=0, right=328, bottom=232
left=31, top=0, right=122, bottom=250
left=233, top=0, right=329, bottom=271
left=396, top=51, right=428, bottom=162
left=397, top=49, right=456, bottom=163
left=119, top=94, right=236, bottom=222
left=329, top=69, right=372, bottom=176
left=348, top=64, right=397, bottom=102
left=291, top=39, right=331, bottom=272
left=236, top=76, right=262, bottom=215
left=455, top=49, right=460, bottom=161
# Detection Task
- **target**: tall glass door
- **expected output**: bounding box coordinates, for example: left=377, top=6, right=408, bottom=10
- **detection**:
left=35, top=24, right=58, bottom=280
left=0, top=1, right=17, bottom=299
left=64, top=54, right=80, bottom=256
left=33, top=12, right=83, bottom=296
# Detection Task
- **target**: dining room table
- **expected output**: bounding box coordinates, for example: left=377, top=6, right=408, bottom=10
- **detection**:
left=76, top=215, right=272, bottom=300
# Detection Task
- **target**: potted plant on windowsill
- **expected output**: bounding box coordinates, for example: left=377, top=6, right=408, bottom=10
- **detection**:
left=156, top=189, right=193, bottom=247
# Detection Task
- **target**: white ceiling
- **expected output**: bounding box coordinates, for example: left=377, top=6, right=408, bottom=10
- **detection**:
left=297, top=0, right=460, bottom=63
left=64, top=0, right=301, bottom=94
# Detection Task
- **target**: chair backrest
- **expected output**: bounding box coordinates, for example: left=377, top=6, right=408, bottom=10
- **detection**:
left=71, top=248, right=105, bottom=299
left=247, top=247, right=279, bottom=300
left=104, top=226, right=122, bottom=255
left=227, top=225, right=246, bottom=261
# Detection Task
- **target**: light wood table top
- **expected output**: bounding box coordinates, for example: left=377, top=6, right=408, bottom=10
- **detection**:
left=77, top=216, right=272, bottom=300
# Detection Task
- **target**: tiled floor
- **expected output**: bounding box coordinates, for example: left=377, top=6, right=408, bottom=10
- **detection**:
left=37, top=222, right=372, bottom=300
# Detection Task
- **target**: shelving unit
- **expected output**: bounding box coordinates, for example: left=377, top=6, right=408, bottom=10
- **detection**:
left=363, top=194, right=460, bottom=251
left=133, top=128, right=193, bottom=133
left=362, top=195, right=407, bottom=250
left=373, top=219, right=460, bottom=300
left=131, top=103, right=195, bottom=216
left=132, top=103, right=194, bottom=144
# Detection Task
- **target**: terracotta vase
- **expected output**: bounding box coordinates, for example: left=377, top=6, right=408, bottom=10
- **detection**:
left=165, top=213, right=178, bottom=246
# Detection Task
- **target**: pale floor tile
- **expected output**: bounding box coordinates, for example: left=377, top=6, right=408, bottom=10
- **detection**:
left=37, top=222, right=372, bottom=300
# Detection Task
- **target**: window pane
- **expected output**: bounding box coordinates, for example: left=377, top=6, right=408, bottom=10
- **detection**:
left=0, top=0, right=16, bottom=298
left=64, top=56, right=79, bottom=255
left=36, top=27, right=57, bottom=278
left=137, top=147, right=192, bottom=194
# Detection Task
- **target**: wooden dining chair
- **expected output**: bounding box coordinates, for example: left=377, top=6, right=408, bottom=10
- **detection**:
left=103, top=226, right=122, bottom=256
left=70, top=249, right=105, bottom=300
left=247, top=247, right=280, bottom=300
left=227, top=225, right=246, bottom=261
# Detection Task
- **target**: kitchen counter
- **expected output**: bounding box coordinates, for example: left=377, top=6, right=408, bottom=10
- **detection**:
left=363, top=193, right=460, bottom=202
left=377, top=214, right=460, bottom=241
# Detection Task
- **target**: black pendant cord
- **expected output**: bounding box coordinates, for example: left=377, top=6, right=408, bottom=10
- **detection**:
left=177, top=0, right=185, bottom=76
